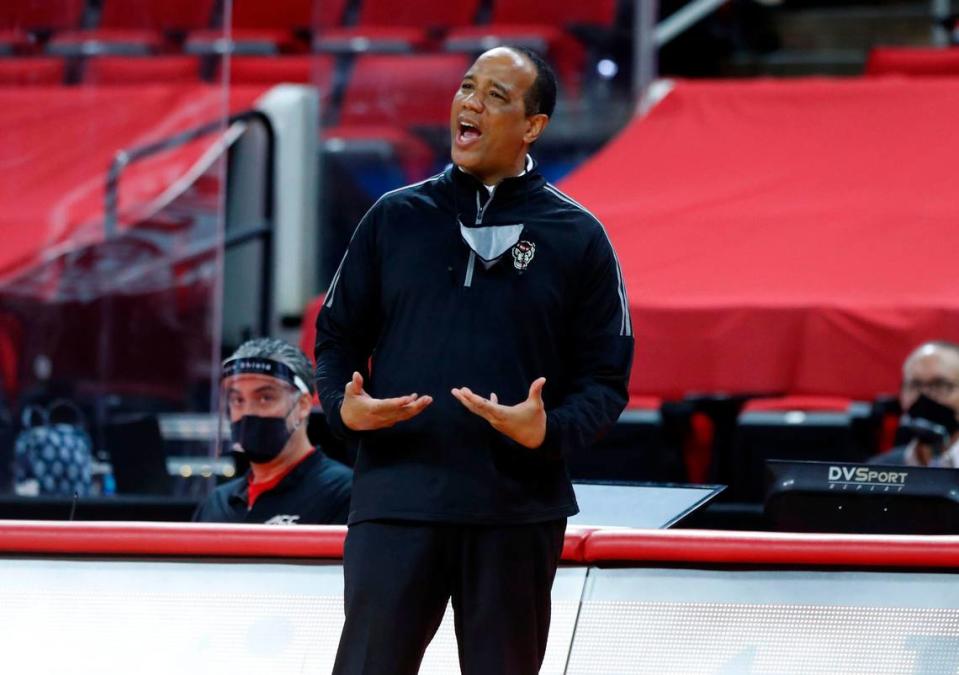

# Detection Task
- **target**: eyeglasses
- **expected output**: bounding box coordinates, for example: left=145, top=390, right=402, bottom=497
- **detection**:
left=902, top=379, right=959, bottom=398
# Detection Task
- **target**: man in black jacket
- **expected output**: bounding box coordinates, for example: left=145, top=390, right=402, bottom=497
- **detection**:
left=316, top=46, right=633, bottom=674
left=194, top=338, right=351, bottom=525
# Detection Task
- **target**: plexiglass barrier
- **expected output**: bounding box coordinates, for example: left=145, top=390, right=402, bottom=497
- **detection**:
left=0, top=0, right=233, bottom=505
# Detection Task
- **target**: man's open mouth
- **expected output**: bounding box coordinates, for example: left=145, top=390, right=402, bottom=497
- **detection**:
left=457, top=121, right=482, bottom=144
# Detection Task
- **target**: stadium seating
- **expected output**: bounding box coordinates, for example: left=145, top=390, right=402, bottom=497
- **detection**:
left=865, top=46, right=959, bottom=77
left=0, top=0, right=86, bottom=54
left=325, top=54, right=465, bottom=187
left=0, top=57, right=65, bottom=85
left=443, top=0, right=618, bottom=94
left=729, top=396, right=874, bottom=502
left=567, top=396, right=689, bottom=484
left=48, top=0, right=216, bottom=56
left=338, top=54, right=469, bottom=128
left=676, top=403, right=716, bottom=484
left=315, top=0, right=480, bottom=53
left=324, top=125, right=435, bottom=173
left=872, top=394, right=903, bottom=455
left=227, top=54, right=335, bottom=87
left=83, top=56, right=202, bottom=85
left=0, top=313, right=21, bottom=400
left=226, top=55, right=337, bottom=110
left=445, top=26, right=585, bottom=94
left=487, top=0, right=618, bottom=27
left=187, top=0, right=346, bottom=55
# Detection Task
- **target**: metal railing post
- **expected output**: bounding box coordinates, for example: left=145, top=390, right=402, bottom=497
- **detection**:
left=634, top=0, right=659, bottom=108
left=655, top=0, right=729, bottom=48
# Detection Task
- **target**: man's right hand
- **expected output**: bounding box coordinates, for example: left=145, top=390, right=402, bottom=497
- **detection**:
left=340, top=371, right=433, bottom=431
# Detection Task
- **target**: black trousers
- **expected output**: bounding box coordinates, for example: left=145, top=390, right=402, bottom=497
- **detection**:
left=332, top=518, right=567, bottom=675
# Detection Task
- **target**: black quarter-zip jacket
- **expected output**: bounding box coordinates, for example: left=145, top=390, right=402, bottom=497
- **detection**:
left=315, top=160, right=633, bottom=525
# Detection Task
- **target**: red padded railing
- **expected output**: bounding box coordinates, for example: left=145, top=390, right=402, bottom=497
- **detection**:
left=3, top=522, right=959, bottom=569
left=584, top=529, right=959, bottom=569
left=0, top=521, right=595, bottom=562
left=0, top=521, right=348, bottom=559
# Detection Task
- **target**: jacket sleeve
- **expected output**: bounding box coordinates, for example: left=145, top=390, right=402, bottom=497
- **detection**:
left=314, top=205, right=382, bottom=441
left=540, top=225, right=634, bottom=459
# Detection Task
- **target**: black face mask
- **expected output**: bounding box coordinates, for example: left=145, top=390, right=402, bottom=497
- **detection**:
left=900, top=394, right=959, bottom=450
left=231, top=413, right=295, bottom=464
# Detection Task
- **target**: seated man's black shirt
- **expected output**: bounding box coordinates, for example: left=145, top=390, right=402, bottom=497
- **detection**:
left=193, top=449, right=352, bottom=525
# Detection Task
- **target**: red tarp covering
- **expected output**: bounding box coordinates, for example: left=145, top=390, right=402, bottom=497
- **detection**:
left=558, top=78, right=959, bottom=400
left=0, top=85, right=266, bottom=289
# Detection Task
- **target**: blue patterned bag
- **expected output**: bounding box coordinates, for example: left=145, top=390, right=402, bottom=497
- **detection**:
left=14, top=400, right=92, bottom=497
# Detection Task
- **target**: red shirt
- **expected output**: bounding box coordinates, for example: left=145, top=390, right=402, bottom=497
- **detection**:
left=247, top=448, right=316, bottom=509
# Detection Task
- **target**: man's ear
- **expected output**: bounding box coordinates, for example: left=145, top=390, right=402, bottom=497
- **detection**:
left=297, top=392, right=313, bottom=421
left=524, top=113, right=549, bottom=145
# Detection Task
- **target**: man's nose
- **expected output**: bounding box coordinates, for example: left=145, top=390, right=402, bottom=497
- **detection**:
left=462, top=91, right=483, bottom=112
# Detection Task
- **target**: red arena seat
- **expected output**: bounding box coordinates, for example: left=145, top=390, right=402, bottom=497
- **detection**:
left=445, top=26, right=585, bottom=95
left=0, top=30, right=30, bottom=54
left=357, top=0, right=480, bottom=28
left=339, top=54, right=470, bottom=128
left=0, top=312, right=22, bottom=398
left=731, top=396, right=873, bottom=501
left=83, top=56, right=203, bottom=85
left=741, top=395, right=857, bottom=413
left=188, top=0, right=346, bottom=55
left=568, top=395, right=689, bottom=484
left=866, top=46, right=959, bottom=78
left=323, top=124, right=436, bottom=182
left=49, top=0, right=216, bottom=56
left=227, top=55, right=334, bottom=86
left=444, top=0, right=616, bottom=95
left=227, top=55, right=336, bottom=108
left=315, top=0, right=480, bottom=53
left=0, top=57, right=65, bottom=85
left=314, top=25, right=430, bottom=54
left=0, top=0, right=86, bottom=54
left=490, top=0, right=617, bottom=27
left=0, top=0, right=87, bottom=31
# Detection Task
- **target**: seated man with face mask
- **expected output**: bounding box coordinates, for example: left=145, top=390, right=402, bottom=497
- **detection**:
left=870, top=340, right=959, bottom=467
left=194, top=338, right=352, bottom=525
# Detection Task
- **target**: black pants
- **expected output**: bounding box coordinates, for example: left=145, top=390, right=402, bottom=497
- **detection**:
left=332, top=518, right=567, bottom=675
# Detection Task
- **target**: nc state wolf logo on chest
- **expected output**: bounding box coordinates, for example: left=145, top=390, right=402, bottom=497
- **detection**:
left=511, top=240, right=536, bottom=271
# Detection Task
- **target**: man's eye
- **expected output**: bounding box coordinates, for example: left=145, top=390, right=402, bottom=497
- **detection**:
left=461, top=82, right=473, bottom=91
left=491, top=91, right=505, bottom=100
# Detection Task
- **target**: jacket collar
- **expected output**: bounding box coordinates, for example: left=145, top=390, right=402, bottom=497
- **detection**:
left=448, top=155, right=545, bottom=207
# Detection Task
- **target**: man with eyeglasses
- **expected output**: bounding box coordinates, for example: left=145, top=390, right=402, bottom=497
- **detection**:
left=871, top=341, right=959, bottom=467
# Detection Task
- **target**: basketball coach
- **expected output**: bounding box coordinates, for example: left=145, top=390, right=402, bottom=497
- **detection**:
left=315, top=45, right=633, bottom=675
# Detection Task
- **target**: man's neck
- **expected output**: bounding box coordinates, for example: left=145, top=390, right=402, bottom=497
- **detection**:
left=249, top=434, right=313, bottom=484
left=459, top=154, right=532, bottom=189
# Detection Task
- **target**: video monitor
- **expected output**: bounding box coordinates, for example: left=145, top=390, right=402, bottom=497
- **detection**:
left=765, top=460, right=959, bottom=534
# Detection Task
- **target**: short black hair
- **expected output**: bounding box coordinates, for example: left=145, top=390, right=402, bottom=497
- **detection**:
left=508, top=46, right=557, bottom=118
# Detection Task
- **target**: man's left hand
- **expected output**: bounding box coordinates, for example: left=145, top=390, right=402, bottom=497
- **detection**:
left=451, top=377, right=547, bottom=449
